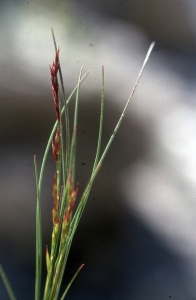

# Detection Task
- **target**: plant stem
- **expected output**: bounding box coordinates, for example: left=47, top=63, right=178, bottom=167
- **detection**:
left=34, top=155, right=42, bottom=300
left=0, top=263, right=17, bottom=300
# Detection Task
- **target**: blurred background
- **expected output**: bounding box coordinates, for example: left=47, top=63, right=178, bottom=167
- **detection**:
left=1, top=0, right=196, bottom=299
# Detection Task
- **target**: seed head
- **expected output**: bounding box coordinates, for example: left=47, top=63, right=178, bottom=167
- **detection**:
left=52, top=126, right=61, bottom=163
left=52, top=172, right=59, bottom=225
left=50, top=48, right=60, bottom=123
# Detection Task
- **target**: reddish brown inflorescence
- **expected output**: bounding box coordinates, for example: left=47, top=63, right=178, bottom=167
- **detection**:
left=52, top=126, right=60, bottom=163
left=64, top=173, right=79, bottom=225
left=50, top=49, right=62, bottom=226
left=50, top=48, right=60, bottom=123
left=52, top=172, right=59, bottom=225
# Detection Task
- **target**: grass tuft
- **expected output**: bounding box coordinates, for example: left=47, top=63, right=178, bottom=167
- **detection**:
left=0, top=29, right=154, bottom=300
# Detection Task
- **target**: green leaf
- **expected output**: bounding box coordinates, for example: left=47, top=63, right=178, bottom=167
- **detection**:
left=34, top=155, right=42, bottom=300
left=60, top=264, right=84, bottom=300
left=0, top=263, right=17, bottom=300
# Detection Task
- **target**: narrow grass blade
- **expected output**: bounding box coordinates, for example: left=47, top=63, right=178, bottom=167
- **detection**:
left=0, top=263, right=17, bottom=300
left=34, top=155, right=42, bottom=300
left=93, top=42, right=155, bottom=169
left=93, top=65, right=104, bottom=172
left=60, top=264, right=84, bottom=300
left=71, top=66, right=83, bottom=186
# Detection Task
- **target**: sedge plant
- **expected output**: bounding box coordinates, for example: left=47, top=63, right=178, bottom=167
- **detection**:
left=0, top=30, right=155, bottom=300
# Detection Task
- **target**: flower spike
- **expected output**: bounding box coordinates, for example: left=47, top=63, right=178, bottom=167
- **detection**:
left=50, top=48, right=60, bottom=123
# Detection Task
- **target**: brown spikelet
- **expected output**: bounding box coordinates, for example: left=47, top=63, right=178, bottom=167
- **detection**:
left=64, top=182, right=79, bottom=225
left=50, top=48, right=60, bottom=123
left=52, top=126, right=60, bottom=163
left=52, top=172, right=59, bottom=225
left=61, top=182, right=79, bottom=243
left=46, top=245, right=50, bottom=273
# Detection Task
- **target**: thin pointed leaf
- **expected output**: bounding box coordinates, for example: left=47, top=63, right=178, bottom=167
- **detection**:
left=93, top=65, right=105, bottom=172
left=71, top=66, right=83, bottom=186
left=60, top=264, right=84, bottom=300
left=93, top=42, right=155, bottom=169
left=34, top=155, right=42, bottom=300
left=0, top=263, right=17, bottom=300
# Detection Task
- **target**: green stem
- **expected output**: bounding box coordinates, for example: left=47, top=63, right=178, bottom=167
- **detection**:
left=60, top=264, right=84, bottom=300
left=93, top=42, right=155, bottom=170
left=72, top=66, right=83, bottom=186
left=93, top=65, right=105, bottom=172
left=34, top=156, right=42, bottom=300
left=0, top=263, right=17, bottom=300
